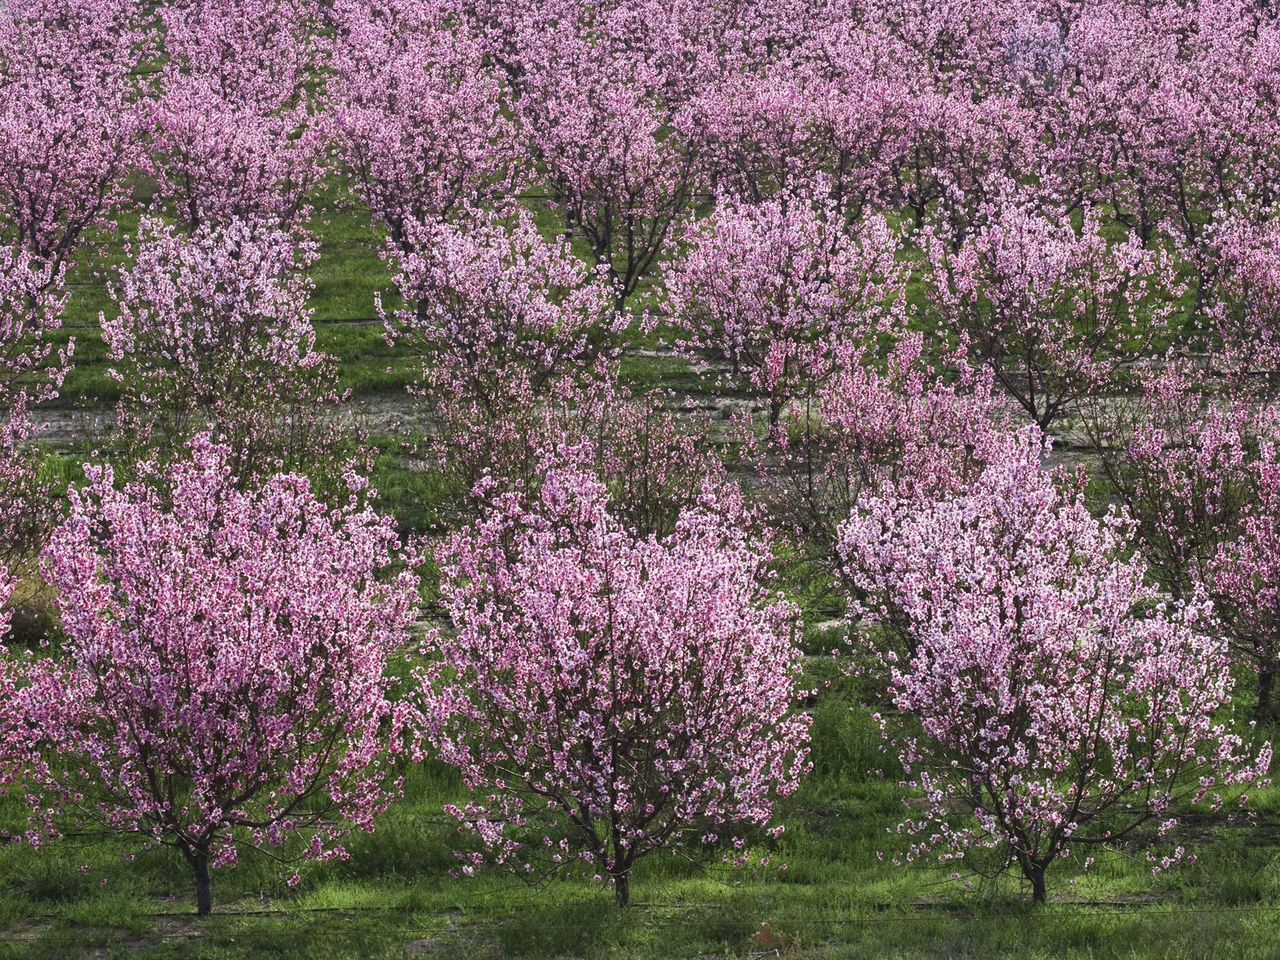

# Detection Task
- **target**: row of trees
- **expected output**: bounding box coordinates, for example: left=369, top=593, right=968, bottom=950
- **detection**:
left=4, top=0, right=1280, bottom=915
left=1, top=423, right=1269, bottom=912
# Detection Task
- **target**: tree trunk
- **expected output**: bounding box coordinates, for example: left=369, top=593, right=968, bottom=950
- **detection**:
left=194, top=852, right=213, bottom=916
left=614, top=870, right=631, bottom=908
left=1259, top=668, right=1276, bottom=721
left=769, top=395, right=783, bottom=432
left=1025, top=862, right=1047, bottom=904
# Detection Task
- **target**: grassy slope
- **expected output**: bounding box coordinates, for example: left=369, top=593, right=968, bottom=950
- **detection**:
left=7, top=185, right=1280, bottom=958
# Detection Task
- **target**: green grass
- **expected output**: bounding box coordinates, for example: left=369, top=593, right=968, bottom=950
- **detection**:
left=4, top=702, right=1280, bottom=959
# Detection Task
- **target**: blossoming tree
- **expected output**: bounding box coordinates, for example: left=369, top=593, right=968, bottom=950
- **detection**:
left=668, top=192, right=902, bottom=429
left=0, top=248, right=71, bottom=602
left=772, top=335, right=1010, bottom=578
left=1208, top=216, right=1280, bottom=380
left=1084, top=365, right=1253, bottom=601
left=383, top=209, right=621, bottom=497
left=0, top=248, right=69, bottom=416
left=149, top=0, right=324, bottom=230
left=0, top=0, right=141, bottom=274
left=103, top=217, right=344, bottom=481
left=1212, top=431, right=1280, bottom=717
left=23, top=436, right=420, bottom=915
left=325, top=0, right=523, bottom=249
left=839, top=429, right=1271, bottom=902
left=420, top=457, right=811, bottom=906
left=509, top=2, right=704, bottom=308
left=925, top=192, right=1172, bottom=431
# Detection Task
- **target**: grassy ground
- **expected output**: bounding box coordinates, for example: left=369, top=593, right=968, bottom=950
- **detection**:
left=8, top=182, right=1280, bottom=958
left=3, top=700, right=1280, bottom=959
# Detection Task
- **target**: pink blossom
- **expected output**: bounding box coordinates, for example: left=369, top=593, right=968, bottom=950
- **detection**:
left=1208, top=216, right=1280, bottom=377
left=506, top=1, right=706, bottom=307
left=769, top=335, right=1012, bottom=575
left=0, top=0, right=142, bottom=273
left=1086, top=363, right=1253, bottom=599
left=925, top=188, right=1176, bottom=430
left=0, top=247, right=70, bottom=414
left=148, top=0, right=324, bottom=230
left=324, top=0, right=524, bottom=247
left=0, top=557, right=12, bottom=649
left=102, top=217, right=346, bottom=480
left=0, top=248, right=71, bottom=595
left=1210, top=429, right=1280, bottom=718
left=382, top=208, right=620, bottom=499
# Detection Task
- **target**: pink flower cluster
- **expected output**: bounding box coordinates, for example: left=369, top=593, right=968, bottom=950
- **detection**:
left=771, top=335, right=1011, bottom=573
left=1209, top=216, right=1280, bottom=377
left=507, top=2, right=702, bottom=308
left=1213, top=433, right=1280, bottom=713
left=0, top=233, right=73, bottom=600
left=385, top=210, right=618, bottom=411
left=924, top=189, right=1174, bottom=429
left=0, top=246, right=69, bottom=416
left=1090, top=365, right=1253, bottom=596
left=0, top=0, right=141, bottom=272
left=0, top=419, right=54, bottom=587
left=383, top=208, right=621, bottom=497
left=325, top=0, right=523, bottom=247
left=149, top=0, right=323, bottom=230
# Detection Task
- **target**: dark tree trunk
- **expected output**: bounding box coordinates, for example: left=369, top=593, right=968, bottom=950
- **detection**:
left=1025, top=862, right=1047, bottom=904
left=1259, top=668, right=1277, bottom=721
left=614, top=870, right=631, bottom=908
left=194, top=852, right=213, bottom=916
left=769, top=395, right=783, bottom=431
